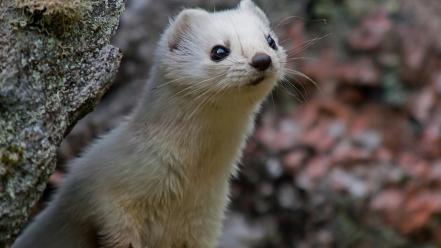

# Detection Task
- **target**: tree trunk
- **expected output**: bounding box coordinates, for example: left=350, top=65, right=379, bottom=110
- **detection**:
left=0, top=0, right=125, bottom=246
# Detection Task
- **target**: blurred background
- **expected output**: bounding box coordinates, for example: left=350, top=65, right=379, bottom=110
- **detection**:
left=44, top=0, right=441, bottom=247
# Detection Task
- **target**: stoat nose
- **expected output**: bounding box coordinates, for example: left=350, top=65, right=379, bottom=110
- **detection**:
left=250, top=53, right=272, bottom=71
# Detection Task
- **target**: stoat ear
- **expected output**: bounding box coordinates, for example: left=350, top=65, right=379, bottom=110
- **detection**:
left=239, top=0, right=270, bottom=26
left=168, top=8, right=208, bottom=51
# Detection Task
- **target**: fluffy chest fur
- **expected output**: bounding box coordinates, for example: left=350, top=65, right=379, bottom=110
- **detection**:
left=85, top=98, right=259, bottom=247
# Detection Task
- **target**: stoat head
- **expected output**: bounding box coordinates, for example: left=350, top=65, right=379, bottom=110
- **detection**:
left=156, top=0, right=287, bottom=106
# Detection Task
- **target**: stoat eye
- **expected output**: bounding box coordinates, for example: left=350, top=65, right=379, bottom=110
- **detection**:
left=266, top=34, right=278, bottom=50
left=210, top=45, right=230, bottom=62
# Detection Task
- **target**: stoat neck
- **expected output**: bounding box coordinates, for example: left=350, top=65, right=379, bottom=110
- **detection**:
left=128, top=71, right=259, bottom=182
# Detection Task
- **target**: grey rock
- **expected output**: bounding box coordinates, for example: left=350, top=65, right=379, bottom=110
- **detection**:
left=0, top=0, right=124, bottom=246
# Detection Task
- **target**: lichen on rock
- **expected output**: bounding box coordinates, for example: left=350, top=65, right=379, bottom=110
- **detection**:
left=14, top=0, right=93, bottom=19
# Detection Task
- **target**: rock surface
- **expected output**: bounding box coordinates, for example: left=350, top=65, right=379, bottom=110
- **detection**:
left=0, top=0, right=124, bottom=246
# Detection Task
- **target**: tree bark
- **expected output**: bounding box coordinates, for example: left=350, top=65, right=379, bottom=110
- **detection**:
left=0, top=0, right=125, bottom=246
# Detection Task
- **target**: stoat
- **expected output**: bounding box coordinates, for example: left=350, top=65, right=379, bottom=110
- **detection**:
left=12, top=1, right=286, bottom=247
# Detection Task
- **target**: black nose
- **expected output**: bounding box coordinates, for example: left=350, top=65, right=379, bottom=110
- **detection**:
left=250, top=53, right=272, bottom=71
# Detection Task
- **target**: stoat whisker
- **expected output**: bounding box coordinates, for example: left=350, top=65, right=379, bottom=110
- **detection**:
left=272, top=15, right=304, bottom=30
left=269, top=87, right=277, bottom=113
left=156, top=76, right=192, bottom=89
left=279, top=78, right=307, bottom=103
left=173, top=72, right=228, bottom=99
left=283, top=69, right=323, bottom=96
left=280, top=56, right=315, bottom=62
left=157, top=67, right=230, bottom=91
left=272, top=15, right=328, bottom=32
left=187, top=79, right=227, bottom=119
left=285, top=75, right=310, bottom=102
left=285, top=33, right=331, bottom=56
left=174, top=73, right=230, bottom=112
left=190, top=90, right=217, bottom=118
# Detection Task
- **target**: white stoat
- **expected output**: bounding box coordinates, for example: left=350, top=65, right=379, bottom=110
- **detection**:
left=13, top=1, right=287, bottom=247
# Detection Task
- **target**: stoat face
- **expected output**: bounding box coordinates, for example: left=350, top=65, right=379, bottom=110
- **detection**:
left=158, top=0, right=287, bottom=105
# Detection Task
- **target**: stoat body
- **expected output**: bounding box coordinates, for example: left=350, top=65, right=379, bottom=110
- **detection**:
left=13, top=1, right=286, bottom=247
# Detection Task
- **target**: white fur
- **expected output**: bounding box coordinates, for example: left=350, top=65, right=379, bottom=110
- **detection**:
left=13, top=1, right=286, bottom=247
